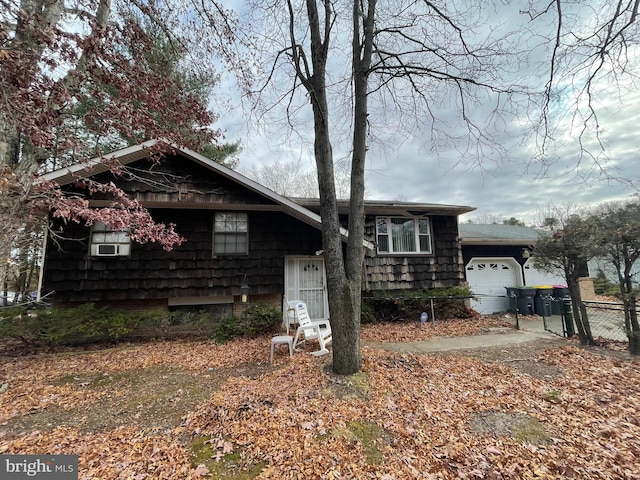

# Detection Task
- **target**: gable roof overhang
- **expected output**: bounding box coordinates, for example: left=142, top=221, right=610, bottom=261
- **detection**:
left=40, top=139, right=373, bottom=248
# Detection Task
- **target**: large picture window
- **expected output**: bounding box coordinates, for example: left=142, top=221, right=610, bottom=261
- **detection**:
left=376, top=217, right=432, bottom=254
left=90, top=222, right=131, bottom=256
left=213, top=212, right=248, bottom=255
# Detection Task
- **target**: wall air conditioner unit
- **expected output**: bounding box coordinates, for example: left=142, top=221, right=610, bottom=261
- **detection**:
left=93, top=244, right=119, bottom=256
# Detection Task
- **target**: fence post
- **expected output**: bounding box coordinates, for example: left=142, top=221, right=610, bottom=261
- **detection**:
left=430, top=298, right=435, bottom=324
left=512, top=294, right=519, bottom=330
left=562, top=299, right=576, bottom=337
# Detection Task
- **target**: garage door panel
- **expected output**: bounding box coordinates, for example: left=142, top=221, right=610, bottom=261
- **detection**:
left=466, top=259, right=520, bottom=314
left=523, top=259, right=565, bottom=286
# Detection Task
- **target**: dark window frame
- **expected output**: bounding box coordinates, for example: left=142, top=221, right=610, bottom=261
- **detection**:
left=213, top=212, right=249, bottom=256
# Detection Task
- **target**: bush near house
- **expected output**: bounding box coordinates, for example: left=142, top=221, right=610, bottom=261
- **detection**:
left=211, top=302, right=282, bottom=343
left=0, top=304, right=166, bottom=349
left=1, top=292, right=477, bottom=351
left=362, top=287, right=474, bottom=323
left=0, top=302, right=283, bottom=351
left=593, top=273, right=622, bottom=298
left=593, top=271, right=640, bottom=300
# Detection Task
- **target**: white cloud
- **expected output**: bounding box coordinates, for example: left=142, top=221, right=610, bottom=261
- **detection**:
left=212, top=0, right=640, bottom=225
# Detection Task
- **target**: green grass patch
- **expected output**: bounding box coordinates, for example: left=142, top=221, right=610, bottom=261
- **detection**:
left=544, top=389, right=562, bottom=404
left=319, top=421, right=390, bottom=466
left=470, top=411, right=552, bottom=445
left=511, top=416, right=552, bottom=444
left=189, top=435, right=266, bottom=479
left=347, top=421, right=388, bottom=465
left=322, top=369, right=372, bottom=400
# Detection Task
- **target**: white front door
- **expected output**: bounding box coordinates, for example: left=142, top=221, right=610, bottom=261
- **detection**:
left=285, top=256, right=329, bottom=321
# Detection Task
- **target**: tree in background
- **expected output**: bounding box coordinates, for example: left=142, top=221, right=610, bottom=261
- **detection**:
left=533, top=206, right=598, bottom=345
left=503, top=217, right=527, bottom=227
left=0, top=0, right=238, bottom=298
left=244, top=158, right=352, bottom=199
left=0, top=0, right=240, bottom=248
left=466, top=215, right=528, bottom=227
left=200, top=142, right=242, bottom=170
left=246, top=159, right=319, bottom=198
left=592, top=200, right=640, bottom=354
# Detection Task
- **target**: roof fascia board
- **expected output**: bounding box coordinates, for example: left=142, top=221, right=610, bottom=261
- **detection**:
left=292, top=198, right=475, bottom=216
left=40, top=139, right=160, bottom=183
left=460, top=239, right=537, bottom=245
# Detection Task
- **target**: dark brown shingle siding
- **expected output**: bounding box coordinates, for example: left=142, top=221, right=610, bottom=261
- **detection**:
left=363, top=215, right=464, bottom=291
left=43, top=209, right=323, bottom=304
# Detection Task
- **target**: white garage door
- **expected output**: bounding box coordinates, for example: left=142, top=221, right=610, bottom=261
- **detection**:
left=466, top=258, right=522, bottom=314
left=523, top=258, right=565, bottom=286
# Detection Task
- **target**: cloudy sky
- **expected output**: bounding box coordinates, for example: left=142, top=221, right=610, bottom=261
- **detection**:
left=213, top=1, right=639, bottom=225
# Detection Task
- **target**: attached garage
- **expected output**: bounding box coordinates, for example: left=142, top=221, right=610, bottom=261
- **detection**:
left=523, top=258, right=565, bottom=286
left=465, top=257, right=523, bottom=314
left=459, top=223, right=554, bottom=314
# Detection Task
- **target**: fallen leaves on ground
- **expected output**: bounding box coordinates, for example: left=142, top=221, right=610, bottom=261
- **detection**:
left=1, top=320, right=639, bottom=479
left=360, top=315, right=513, bottom=343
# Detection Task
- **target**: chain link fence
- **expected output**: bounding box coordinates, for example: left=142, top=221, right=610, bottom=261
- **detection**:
left=581, top=300, right=631, bottom=343
left=540, top=298, right=637, bottom=345
left=539, top=297, right=571, bottom=337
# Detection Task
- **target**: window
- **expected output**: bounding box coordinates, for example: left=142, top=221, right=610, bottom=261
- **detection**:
left=376, top=217, right=432, bottom=254
left=90, top=222, right=131, bottom=256
left=213, top=212, right=248, bottom=255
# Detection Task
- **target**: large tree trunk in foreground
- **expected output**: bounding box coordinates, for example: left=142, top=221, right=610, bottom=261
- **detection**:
left=328, top=0, right=377, bottom=375
left=302, top=0, right=362, bottom=375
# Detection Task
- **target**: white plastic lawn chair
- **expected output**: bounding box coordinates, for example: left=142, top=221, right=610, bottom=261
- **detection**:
left=287, top=300, right=332, bottom=356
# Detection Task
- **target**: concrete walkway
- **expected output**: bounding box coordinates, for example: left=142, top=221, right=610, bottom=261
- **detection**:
left=365, top=327, right=562, bottom=354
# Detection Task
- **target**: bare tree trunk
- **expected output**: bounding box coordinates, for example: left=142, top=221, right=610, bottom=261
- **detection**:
left=577, top=300, right=595, bottom=344
left=326, top=0, right=377, bottom=375
left=313, top=101, right=356, bottom=373
left=298, top=0, right=361, bottom=374
left=567, top=279, right=596, bottom=345
left=1, top=0, right=66, bottom=289
left=628, top=295, right=640, bottom=355
left=624, top=273, right=640, bottom=355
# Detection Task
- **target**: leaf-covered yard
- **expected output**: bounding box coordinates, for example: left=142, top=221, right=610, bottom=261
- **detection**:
left=1, top=318, right=639, bottom=479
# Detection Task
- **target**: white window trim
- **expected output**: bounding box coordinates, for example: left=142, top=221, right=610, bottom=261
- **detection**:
left=89, top=222, right=131, bottom=257
left=375, top=216, right=433, bottom=255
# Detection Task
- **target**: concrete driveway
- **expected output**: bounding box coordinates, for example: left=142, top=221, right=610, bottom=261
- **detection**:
left=365, top=327, right=561, bottom=354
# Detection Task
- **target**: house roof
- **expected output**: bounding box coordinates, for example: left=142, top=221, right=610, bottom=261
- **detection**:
left=458, top=223, right=543, bottom=245
left=292, top=198, right=475, bottom=217
left=41, top=140, right=473, bottom=249
left=40, top=140, right=379, bottom=248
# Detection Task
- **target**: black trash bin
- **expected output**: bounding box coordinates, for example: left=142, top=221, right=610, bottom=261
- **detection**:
left=505, top=287, right=519, bottom=313
left=516, top=287, right=536, bottom=315
left=551, top=285, right=569, bottom=315
left=534, top=285, right=553, bottom=316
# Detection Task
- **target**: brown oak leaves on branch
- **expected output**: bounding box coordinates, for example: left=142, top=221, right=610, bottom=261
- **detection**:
left=1, top=0, right=223, bottom=250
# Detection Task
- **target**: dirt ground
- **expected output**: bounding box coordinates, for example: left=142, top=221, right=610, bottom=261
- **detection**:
left=0, top=362, right=277, bottom=440
left=432, top=337, right=567, bottom=380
